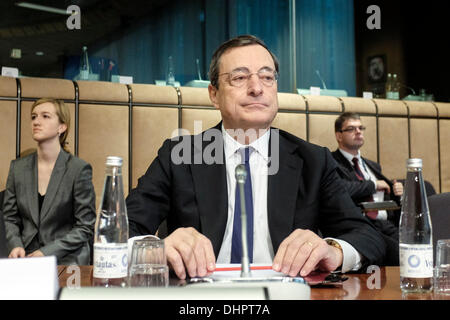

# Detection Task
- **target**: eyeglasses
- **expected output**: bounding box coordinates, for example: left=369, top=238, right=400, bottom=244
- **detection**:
left=219, top=69, right=278, bottom=88
left=340, top=126, right=366, bottom=133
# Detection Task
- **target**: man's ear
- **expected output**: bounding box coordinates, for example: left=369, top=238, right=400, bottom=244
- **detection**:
left=208, top=84, right=220, bottom=110
left=335, top=131, right=342, bottom=144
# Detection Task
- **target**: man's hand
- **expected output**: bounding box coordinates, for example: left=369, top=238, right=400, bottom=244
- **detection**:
left=9, top=247, right=26, bottom=258
left=164, top=227, right=216, bottom=280
left=392, top=180, right=403, bottom=197
left=376, top=180, right=391, bottom=194
left=272, top=229, right=343, bottom=277
left=27, top=250, right=44, bottom=258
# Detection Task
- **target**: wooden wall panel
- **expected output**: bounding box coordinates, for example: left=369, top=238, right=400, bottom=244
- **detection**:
left=378, top=117, right=409, bottom=180
left=0, top=101, right=16, bottom=190
left=78, top=104, right=129, bottom=207
left=409, top=118, right=440, bottom=192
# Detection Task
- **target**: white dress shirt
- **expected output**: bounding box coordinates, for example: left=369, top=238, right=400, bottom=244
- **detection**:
left=217, top=125, right=274, bottom=263
left=338, top=149, right=388, bottom=220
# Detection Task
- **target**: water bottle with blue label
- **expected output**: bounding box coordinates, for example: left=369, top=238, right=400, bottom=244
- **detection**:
left=399, top=158, right=433, bottom=293
left=92, top=156, right=129, bottom=287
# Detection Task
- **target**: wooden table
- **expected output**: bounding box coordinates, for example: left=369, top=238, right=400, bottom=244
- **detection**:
left=58, top=265, right=449, bottom=300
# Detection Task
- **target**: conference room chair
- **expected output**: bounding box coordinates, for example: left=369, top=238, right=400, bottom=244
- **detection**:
left=397, top=179, right=437, bottom=197
left=428, top=192, right=450, bottom=262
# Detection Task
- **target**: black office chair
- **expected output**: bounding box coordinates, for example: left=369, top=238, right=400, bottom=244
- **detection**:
left=0, top=190, right=8, bottom=258
left=428, top=192, right=450, bottom=261
left=397, top=179, right=436, bottom=197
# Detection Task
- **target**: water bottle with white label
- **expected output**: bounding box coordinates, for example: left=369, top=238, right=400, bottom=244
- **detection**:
left=399, top=158, right=433, bottom=293
left=92, top=156, right=129, bottom=287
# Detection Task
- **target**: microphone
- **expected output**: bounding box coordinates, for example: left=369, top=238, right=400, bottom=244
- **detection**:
left=196, top=58, right=202, bottom=81
left=315, top=70, right=327, bottom=90
left=235, top=164, right=251, bottom=278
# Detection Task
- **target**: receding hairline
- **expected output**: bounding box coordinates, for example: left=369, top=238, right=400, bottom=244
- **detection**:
left=216, top=43, right=277, bottom=74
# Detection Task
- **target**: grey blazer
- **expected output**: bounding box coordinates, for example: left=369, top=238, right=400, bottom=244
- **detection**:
left=3, top=150, right=96, bottom=265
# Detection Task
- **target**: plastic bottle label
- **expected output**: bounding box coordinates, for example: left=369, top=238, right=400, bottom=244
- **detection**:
left=399, top=244, right=433, bottom=278
left=93, top=243, right=128, bottom=278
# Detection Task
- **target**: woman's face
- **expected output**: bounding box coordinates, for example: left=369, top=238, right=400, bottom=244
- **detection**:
left=31, top=102, right=66, bottom=144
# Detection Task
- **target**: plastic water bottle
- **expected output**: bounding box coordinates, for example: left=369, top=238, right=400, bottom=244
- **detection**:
left=385, top=73, right=393, bottom=99
left=399, top=158, right=433, bottom=293
left=92, top=156, right=129, bottom=287
left=79, top=46, right=90, bottom=80
left=392, top=74, right=400, bottom=100
left=166, top=55, right=175, bottom=86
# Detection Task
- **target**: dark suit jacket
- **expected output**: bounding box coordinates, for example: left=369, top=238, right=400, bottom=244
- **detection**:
left=332, top=149, right=400, bottom=266
left=126, top=124, right=386, bottom=269
left=331, top=149, right=402, bottom=225
left=3, top=150, right=96, bottom=265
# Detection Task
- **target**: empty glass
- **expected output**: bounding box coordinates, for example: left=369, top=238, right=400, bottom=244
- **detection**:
left=128, top=238, right=169, bottom=287
left=434, top=239, right=450, bottom=295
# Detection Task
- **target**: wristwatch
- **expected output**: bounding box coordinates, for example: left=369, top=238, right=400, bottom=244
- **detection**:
left=326, top=239, right=343, bottom=252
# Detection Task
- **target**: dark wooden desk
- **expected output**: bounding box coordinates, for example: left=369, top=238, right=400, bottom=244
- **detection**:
left=58, top=266, right=449, bottom=300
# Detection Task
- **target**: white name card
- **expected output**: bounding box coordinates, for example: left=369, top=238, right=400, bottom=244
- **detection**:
left=0, top=256, right=59, bottom=300
left=310, top=86, right=321, bottom=96
left=363, top=91, right=373, bottom=99
left=111, top=75, right=133, bottom=84
left=1, top=66, right=19, bottom=78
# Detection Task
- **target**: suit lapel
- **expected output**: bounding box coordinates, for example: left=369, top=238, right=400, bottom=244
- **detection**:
left=334, top=150, right=357, bottom=178
left=190, top=124, right=228, bottom=256
left=24, top=153, right=39, bottom=227
left=40, top=150, right=69, bottom=222
left=268, top=129, right=303, bottom=252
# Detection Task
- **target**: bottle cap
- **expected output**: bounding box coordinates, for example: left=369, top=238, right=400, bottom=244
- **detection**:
left=106, top=156, right=122, bottom=166
left=407, top=158, right=422, bottom=168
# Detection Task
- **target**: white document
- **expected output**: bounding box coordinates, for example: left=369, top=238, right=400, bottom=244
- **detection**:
left=310, top=86, right=321, bottom=96
left=0, top=256, right=59, bottom=300
left=210, top=263, right=285, bottom=281
left=1, top=66, right=19, bottom=77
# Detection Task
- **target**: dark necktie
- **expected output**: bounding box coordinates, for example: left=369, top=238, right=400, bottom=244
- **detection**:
left=352, top=157, right=377, bottom=219
left=231, top=147, right=254, bottom=263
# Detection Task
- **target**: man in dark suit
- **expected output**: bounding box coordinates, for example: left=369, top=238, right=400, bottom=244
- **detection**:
left=332, top=112, right=403, bottom=265
left=126, top=35, right=386, bottom=280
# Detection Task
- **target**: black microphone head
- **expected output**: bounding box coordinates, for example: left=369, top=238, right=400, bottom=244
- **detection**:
left=235, top=164, right=247, bottom=184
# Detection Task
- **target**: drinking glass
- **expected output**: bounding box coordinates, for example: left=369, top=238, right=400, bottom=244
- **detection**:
left=128, top=238, right=169, bottom=287
left=434, top=239, right=450, bottom=295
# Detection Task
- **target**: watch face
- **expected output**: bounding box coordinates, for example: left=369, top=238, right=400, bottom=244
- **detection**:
left=368, top=55, right=386, bottom=83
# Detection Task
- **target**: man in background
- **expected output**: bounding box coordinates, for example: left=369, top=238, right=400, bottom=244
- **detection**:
left=333, top=112, right=403, bottom=265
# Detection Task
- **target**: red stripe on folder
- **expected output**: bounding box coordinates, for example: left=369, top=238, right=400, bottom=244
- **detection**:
left=214, top=265, right=273, bottom=272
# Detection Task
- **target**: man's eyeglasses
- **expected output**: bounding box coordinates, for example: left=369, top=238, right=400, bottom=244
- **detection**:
left=340, top=126, right=366, bottom=133
left=219, top=69, right=278, bottom=88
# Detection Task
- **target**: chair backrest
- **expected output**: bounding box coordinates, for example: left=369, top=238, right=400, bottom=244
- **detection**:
left=428, top=192, right=450, bottom=262
left=397, top=179, right=436, bottom=197
left=0, top=190, right=8, bottom=258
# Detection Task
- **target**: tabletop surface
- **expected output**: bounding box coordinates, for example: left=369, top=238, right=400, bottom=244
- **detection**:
left=57, top=265, right=449, bottom=300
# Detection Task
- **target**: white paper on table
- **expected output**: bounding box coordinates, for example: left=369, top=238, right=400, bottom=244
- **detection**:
left=210, top=263, right=285, bottom=281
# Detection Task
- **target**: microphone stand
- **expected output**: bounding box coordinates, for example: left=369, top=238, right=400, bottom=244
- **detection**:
left=186, top=166, right=311, bottom=300
left=235, top=164, right=251, bottom=278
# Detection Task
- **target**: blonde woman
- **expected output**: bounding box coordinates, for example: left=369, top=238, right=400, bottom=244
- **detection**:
left=3, top=98, right=96, bottom=264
